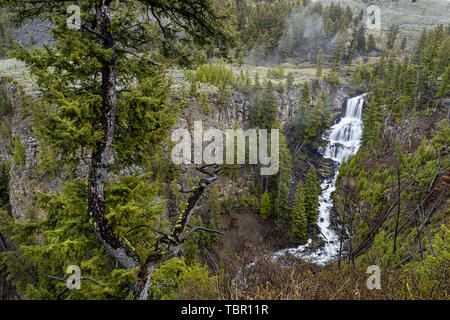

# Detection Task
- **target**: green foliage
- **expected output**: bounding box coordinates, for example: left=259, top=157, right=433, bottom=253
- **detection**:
left=304, top=166, right=319, bottom=225
left=148, top=258, right=216, bottom=300
left=249, top=81, right=279, bottom=130
left=351, top=64, right=372, bottom=86
left=190, top=78, right=198, bottom=97
left=197, top=185, right=221, bottom=250
left=273, top=133, right=292, bottom=222
left=218, top=82, right=231, bottom=108
left=180, top=83, right=189, bottom=109
left=332, top=31, right=348, bottom=71
left=400, top=225, right=450, bottom=299
left=367, top=34, right=377, bottom=52
left=13, top=137, right=25, bottom=169
left=437, top=66, right=449, bottom=99
left=1, top=0, right=239, bottom=300
left=302, top=91, right=332, bottom=149
left=386, top=24, right=400, bottom=50
left=0, top=162, right=9, bottom=207
left=267, top=66, right=285, bottom=80
left=195, top=63, right=235, bottom=87
left=0, top=13, right=14, bottom=57
left=0, top=174, right=169, bottom=299
left=199, top=92, right=211, bottom=115
left=275, top=81, right=285, bottom=94
left=353, top=25, right=366, bottom=53
left=254, top=72, right=261, bottom=89
left=260, top=192, right=272, bottom=219
left=292, top=182, right=307, bottom=244
left=0, top=88, right=12, bottom=116
left=326, top=70, right=340, bottom=87
left=315, top=48, right=324, bottom=79
left=361, top=94, right=384, bottom=147
left=287, top=85, right=332, bottom=151
left=12, top=27, right=176, bottom=172
left=432, top=119, right=450, bottom=152
left=237, top=0, right=295, bottom=57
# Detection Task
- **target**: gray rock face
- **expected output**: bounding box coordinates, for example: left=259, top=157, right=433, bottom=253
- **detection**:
left=0, top=77, right=61, bottom=219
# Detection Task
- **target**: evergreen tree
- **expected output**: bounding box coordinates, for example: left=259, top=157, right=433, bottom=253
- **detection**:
left=3, top=0, right=236, bottom=300
left=400, top=36, right=407, bottom=51
left=218, top=82, right=231, bottom=108
left=254, top=71, right=261, bottom=89
left=0, top=162, right=9, bottom=207
left=354, top=25, right=366, bottom=53
left=286, top=72, right=294, bottom=91
left=437, top=66, right=449, bottom=99
left=315, top=48, right=324, bottom=79
left=367, top=34, right=377, bottom=52
left=199, top=92, right=211, bottom=115
left=292, top=182, right=307, bottom=244
left=386, top=24, right=400, bottom=50
left=362, top=95, right=384, bottom=147
left=303, top=91, right=331, bottom=149
left=260, top=192, right=272, bottom=219
left=332, top=31, right=348, bottom=71
left=190, top=78, right=198, bottom=97
left=304, top=165, right=320, bottom=225
left=249, top=81, right=278, bottom=129
left=273, top=133, right=292, bottom=222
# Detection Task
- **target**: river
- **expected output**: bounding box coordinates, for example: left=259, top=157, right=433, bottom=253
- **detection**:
left=273, top=94, right=366, bottom=265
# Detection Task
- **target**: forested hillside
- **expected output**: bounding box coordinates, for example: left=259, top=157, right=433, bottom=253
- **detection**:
left=0, top=0, right=448, bottom=301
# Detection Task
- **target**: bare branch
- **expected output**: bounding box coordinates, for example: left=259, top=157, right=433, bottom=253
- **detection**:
left=181, top=226, right=224, bottom=243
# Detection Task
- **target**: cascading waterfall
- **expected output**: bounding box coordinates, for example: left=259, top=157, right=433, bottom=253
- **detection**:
left=273, top=94, right=366, bottom=265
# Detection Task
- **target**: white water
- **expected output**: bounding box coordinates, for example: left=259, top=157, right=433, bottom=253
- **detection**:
left=273, top=94, right=366, bottom=265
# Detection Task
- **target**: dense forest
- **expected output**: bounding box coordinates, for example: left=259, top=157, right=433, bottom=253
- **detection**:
left=0, top=0, right=448, bottom=301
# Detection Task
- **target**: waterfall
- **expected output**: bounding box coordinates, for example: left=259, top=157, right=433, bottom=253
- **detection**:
left=273, top=94, right=366, bottom=265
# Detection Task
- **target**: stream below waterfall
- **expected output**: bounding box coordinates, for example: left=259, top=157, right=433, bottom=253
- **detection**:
left=273, top=94, right=366, bottom=265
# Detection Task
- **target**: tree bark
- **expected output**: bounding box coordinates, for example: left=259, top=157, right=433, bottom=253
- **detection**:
left=393, top=151, right=401, bottom=253
left=87, top=0, right=140, bottom=270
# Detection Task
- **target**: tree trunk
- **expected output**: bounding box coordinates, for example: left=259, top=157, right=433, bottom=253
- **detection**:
left=393, top=151, right=401, bottom=253
left=87, top=0, right=140, bottom=270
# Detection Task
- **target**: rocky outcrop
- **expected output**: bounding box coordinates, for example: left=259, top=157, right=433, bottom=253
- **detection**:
left=0, top=78, right=61, bottom=220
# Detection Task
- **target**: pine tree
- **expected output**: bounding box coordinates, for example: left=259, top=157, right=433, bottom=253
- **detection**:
left=0, top=162, right=9, bottom=207
left=300, top=82, right=311, bottom=106
left=273, top=133, right=292, bottom=222
left=367, top=34, right=377, bottom=52
left=286, top=72, right=294, bottom=91
left=316, top=48, right=324, bottom=79
left=4, top=0, right=236, bottom=300
left=260, top=192, right=272, bottom=219
left=400, top=36, right=407, bottom=50
left=180, top=83, right=188, bottom=109
left=254, top=72, right=261, bottom=89
left=386, top=24, right=400, bottom=50
left=304, top=165, right=320, bottom=225
left=199, top=92, right=211, bottom=115
left=292, top=182, right=307, bottom=244
left=190, top=78, right=198, bottom=97
left=362, top=95, right=384, bottom=147
left=332, top=31, right=348, bottom=71
left=354, top=25, right=366, bottom=53
left=218, top=82, right=231, bottom=108
left=437, top=66, right=449, bottom=99
left=249, top=81, right=278, bottom=129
